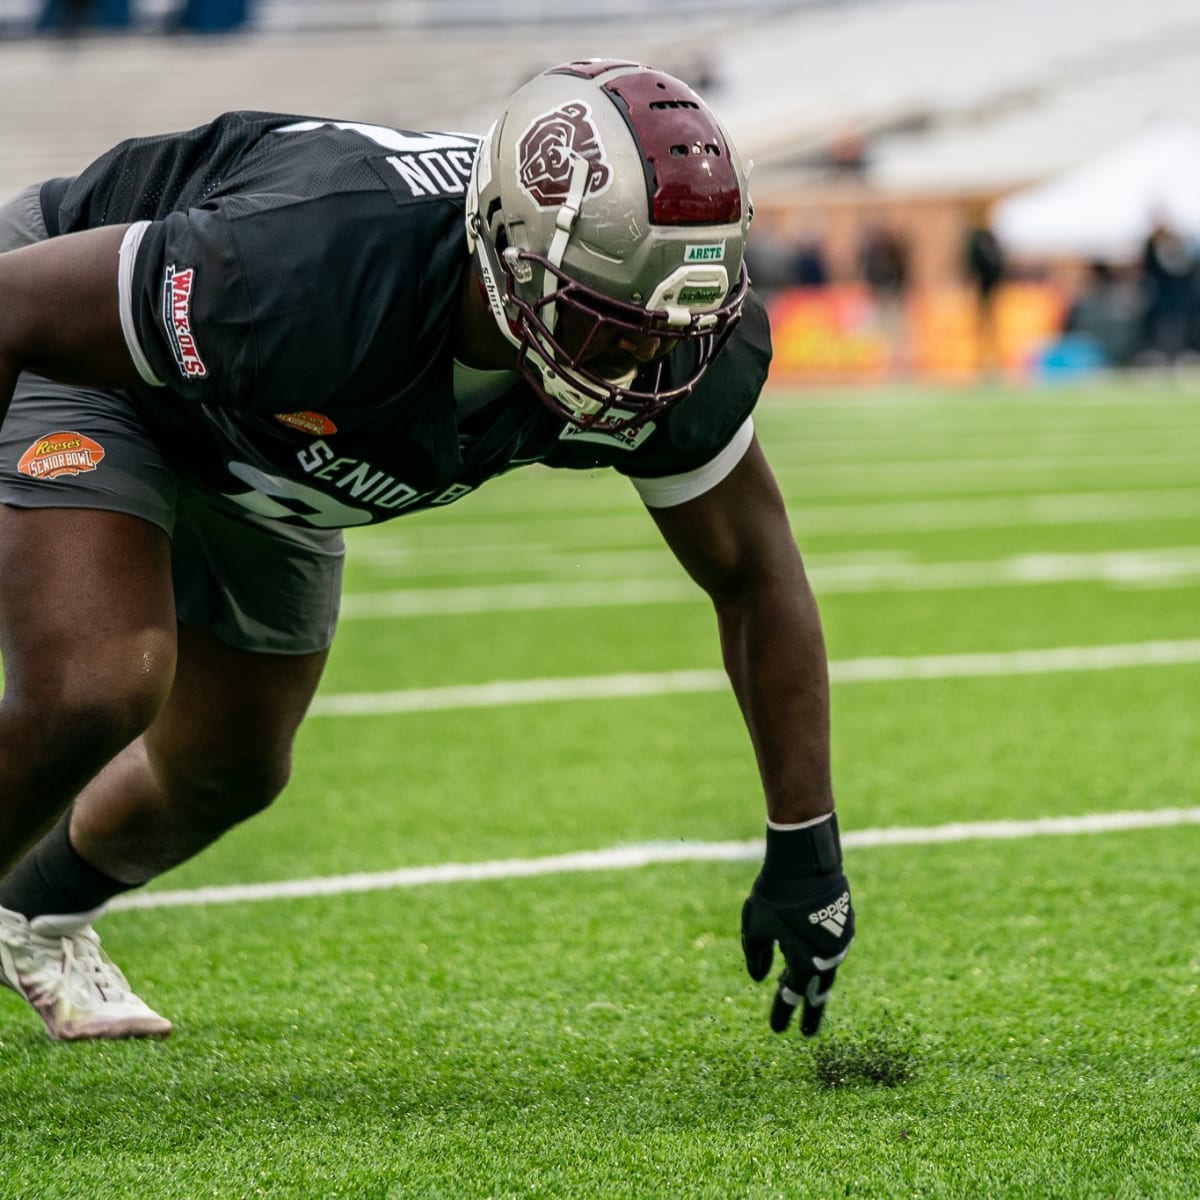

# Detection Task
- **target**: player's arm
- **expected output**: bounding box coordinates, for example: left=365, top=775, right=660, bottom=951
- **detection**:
left=646, top=431, right=854, bottom=1035
left=0, top=225, right=139, bottom=426
left=648, top=431, right=831, bottom=824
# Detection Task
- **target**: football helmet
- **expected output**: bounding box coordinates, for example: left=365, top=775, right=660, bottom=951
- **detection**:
left=465, top=60, right=752, bottom=430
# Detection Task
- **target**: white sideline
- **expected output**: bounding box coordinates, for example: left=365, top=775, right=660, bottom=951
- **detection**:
left=309, top=638, right=1200, bottom=717
left=109, top=807, right=1200, bottom=912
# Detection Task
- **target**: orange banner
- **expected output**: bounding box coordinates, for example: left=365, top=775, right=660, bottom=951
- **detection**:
left=766, top=285, right=891, bottom=382
left=767, top=283, right=1067, bottom=383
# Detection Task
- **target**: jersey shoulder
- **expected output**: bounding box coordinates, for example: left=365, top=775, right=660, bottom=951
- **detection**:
left=49, top=112, right=481, bottom=230
left=261, top=119, right=481, bottom=209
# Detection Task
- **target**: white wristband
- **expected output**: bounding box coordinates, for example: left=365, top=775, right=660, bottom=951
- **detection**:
left=767, top=812, right=834, bottom=832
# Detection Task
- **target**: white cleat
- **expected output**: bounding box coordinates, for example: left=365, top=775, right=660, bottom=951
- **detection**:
left=0, top=905, right=171, bottom=1041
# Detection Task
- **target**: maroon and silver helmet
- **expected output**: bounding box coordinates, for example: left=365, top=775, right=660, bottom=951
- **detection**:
left=465, top=60, right=752, bottom=430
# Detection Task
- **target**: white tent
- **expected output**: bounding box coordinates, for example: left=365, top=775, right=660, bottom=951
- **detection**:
left=992, top=117, right=1200, bottom=261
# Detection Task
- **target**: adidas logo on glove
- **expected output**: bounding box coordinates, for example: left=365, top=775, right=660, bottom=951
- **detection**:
left=808, top=891, right=851, bottom=936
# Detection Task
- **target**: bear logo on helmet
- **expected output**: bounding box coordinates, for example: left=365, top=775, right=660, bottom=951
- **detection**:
left=516, top=102, right=612, bottom=209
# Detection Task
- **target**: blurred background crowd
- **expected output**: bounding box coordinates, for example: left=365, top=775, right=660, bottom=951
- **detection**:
left=2, top=0, right=1199, bottom=385
left=7, top=0, right=247, bottom=34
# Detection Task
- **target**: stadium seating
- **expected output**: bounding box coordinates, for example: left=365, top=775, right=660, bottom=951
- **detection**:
left=1, top=0, right=1199, bottom=203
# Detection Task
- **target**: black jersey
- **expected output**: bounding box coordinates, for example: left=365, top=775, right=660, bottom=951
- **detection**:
left=43, top=111, right=771, bottom=528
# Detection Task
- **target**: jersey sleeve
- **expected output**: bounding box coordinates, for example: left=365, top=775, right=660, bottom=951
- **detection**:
left=626, top=415, right=754, bottom=507
left=121, top=205, right=263, bottom=407
left=121, top=192, right=417, bottom=414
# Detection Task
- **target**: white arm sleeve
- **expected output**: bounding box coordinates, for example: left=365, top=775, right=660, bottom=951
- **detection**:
left=627, top=417, right=754, bottom=509
left=117, top=221, right=165, bottom=387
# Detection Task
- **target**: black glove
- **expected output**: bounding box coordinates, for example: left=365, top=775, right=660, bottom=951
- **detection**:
left=741, top=814, right=854, bottom=1035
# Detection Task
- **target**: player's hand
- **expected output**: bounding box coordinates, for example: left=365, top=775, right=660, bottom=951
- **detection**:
left=740, top=816, right=854, bottom=1036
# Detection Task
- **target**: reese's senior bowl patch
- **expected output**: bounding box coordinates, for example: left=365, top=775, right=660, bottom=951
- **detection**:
left=18, top=432, right=106, bottom=480
left=274, top=411, right=338, bottom=436
left=162, top=264, right=207, bottom=379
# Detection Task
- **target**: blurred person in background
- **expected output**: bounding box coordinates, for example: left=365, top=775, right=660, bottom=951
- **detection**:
left=1062, top=260, right=1143, bottom=368
left=37, top=0, right=131, bottom=34
left=168, top=0, right=249, bottom=33
left=743, top=216, right=798, bottom=297
left=744, top=215, right=829, bottom=296
left=1138, top=219, right=1199, bottom=365
left=963, top=209, right=1006, bottom=376
left=790, top=219, right=830, bottom=288
left=0, top=61, right=853, bottom=1043
left=858, top=223, right=910, bottom=373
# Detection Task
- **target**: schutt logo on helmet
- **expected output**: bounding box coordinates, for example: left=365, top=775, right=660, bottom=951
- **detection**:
left=517, top=103, right=612, bottom=209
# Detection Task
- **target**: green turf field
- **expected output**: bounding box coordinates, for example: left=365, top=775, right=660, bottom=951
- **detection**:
left=2, top=379, right=1198, bottom=1199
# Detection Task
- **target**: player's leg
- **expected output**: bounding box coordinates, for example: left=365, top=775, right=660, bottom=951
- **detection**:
left=0, top=480, right=344, bottom=1040
left=0, top=503, right=179, bottom=1040
left=0, top=629, right=328, bottom=1043
left=0, top=506, right=176, bottom=867
left=0, top=372, right=181, bottom=875
left=0, top=371, right=185, bottom=1039
left=84, top=483, right=344, bottom=883
left=0, top=626, right=328, bottom=1044
left=67, top=622, right=329, bottom=885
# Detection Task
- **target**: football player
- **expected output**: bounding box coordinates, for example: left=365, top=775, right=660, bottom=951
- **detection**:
left=0, top=60, right=853, bottom=1040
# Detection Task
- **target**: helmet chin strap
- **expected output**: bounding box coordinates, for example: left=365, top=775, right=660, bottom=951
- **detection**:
left=526, top=152, right=630, bottom=419
left=539, top=152, right=591, bottom=337
left=466, top=148, right=637, bottom=422
left=524, top=345, right=633, bottom=421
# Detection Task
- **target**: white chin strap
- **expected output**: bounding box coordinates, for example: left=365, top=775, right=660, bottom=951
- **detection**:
left=529, top=151, right=631, bottom=419
left=538, top=152, right=591, bottom=336
left=526, top=346, right=635, bottom=420
left=467, top=148, right=617, bottom=418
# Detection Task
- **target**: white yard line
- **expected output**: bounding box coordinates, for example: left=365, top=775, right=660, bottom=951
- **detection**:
left=339, top=548, right=1200, bottom=618
left=109, top=807, right=1200, bottom=912
left=769, top=451, right=1200, bottom=486
left=309, top=638, right=1200, bottom=717
left=345, top=487, right=1200, bottom=544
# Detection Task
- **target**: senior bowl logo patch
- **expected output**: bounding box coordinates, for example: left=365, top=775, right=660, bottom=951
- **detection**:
left=162, top=264, right=207, bottom=379
left=517, top=102, right=612, bottom=209
left=274, top=411, right=338, bottom=436
left=18, top=431, right=106, bottom=480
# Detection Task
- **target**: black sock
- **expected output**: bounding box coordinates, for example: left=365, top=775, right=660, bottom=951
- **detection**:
left=0, top=809, right=141, bottom=918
